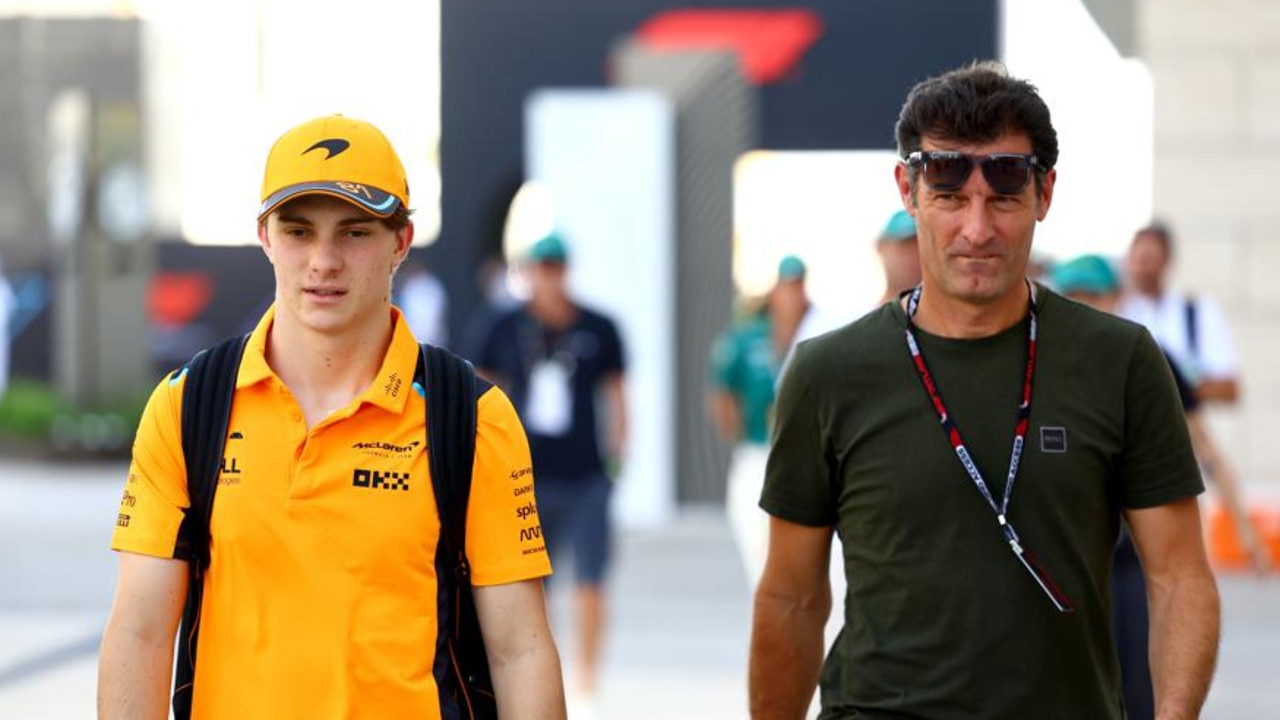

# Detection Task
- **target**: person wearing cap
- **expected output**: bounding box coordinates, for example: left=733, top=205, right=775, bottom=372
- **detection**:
left=464, top=231, right=627, bottom=711
left=875, top=208, right=923, bottom=305
left=99, top=115, right=567, bottom=719
left=750, top=62, right=1219, bottom=720
left=708, top=255, right=815, bottom=588
left=1054, top=252, right=1269, bottom=720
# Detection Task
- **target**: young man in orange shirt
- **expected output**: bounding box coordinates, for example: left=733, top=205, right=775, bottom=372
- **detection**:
left=98, top=115, right=566, bottom=719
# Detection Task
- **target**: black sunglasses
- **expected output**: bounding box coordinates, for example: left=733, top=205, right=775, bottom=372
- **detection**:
left=906, top=151, right=1040, bottom=195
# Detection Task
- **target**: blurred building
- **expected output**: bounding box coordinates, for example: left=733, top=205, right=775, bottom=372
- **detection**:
left=1, top=0, right=1277, bottom=500
left=1135, top=0, right=1280, bottom=491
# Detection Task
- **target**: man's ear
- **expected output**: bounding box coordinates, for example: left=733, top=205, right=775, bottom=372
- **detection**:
left=1036, top=168, right=1057, bottom=221
left=394, top=223, right=415, bottom=263
left=894, top=162, right=917, bottom=213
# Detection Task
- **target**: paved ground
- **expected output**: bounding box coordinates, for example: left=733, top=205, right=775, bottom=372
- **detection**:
left=1, top=456, right=1277, bottom=719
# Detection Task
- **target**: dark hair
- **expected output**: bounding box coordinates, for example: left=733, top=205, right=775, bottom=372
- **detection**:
left=381, top=205, right=414, bottom=232
left=895, top=60, right=1058, bottom=193
left=1133, top=220, right=1174, bottom=257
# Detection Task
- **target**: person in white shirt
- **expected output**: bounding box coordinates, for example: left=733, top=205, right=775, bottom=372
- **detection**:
left=1118, top=222, right=1240, bottom=405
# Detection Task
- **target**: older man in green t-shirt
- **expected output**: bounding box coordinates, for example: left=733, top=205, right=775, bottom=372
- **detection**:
left=749, top=63, right=1220, bottom=720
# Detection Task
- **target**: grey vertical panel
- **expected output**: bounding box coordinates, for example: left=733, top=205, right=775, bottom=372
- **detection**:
left=0, top=17, right=151, bottom=405
left=613, top=45, right=758, bottom=503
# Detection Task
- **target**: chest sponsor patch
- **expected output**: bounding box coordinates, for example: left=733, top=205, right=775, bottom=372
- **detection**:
left=1040, top=426, right=1068, bottom=453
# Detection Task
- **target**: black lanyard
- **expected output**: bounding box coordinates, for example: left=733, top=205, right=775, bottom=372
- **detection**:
left=904, top=281, right=1073, bottom=613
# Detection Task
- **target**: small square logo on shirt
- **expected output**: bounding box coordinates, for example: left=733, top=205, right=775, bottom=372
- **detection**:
left=1040, top=426, right=1068, bottom=453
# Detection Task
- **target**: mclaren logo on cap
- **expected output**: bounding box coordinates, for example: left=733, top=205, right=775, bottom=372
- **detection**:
left=303, top=138, right=351, bottom=159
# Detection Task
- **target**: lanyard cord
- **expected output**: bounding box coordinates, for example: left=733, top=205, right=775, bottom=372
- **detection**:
left=904, top=281, right=1073, bottom=613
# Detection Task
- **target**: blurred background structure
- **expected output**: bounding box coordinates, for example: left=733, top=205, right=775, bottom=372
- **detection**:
left=1, top=0, right=1279, bottom=717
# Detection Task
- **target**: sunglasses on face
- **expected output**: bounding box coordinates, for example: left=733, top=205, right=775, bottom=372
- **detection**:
left=906, top=151, right=1040, bottom=196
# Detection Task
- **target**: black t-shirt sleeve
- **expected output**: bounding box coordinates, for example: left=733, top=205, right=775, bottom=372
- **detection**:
left=599, top=315, right=625, bottom=375
left=760, top=342, right=838, bottom=527
left=1118, top=329, right=1205, bottom=508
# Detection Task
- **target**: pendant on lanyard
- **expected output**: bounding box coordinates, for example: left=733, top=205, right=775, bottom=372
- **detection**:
left=904, top=280, right=1074, bottom=613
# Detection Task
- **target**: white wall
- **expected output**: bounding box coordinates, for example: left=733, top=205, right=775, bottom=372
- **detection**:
left=1002, top=0, right=1154, bottom=261
left=525, top=89, right=677, bottom=527
left=1138, top=0, right=1280, bottom=489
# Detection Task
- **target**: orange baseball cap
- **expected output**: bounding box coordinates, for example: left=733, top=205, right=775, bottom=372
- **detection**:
left=258, top=114, right=409, bottom=221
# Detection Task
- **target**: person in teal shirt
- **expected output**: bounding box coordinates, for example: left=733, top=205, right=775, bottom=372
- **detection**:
left=708, top=255, right=810, bottom=584
left=709, top=309, right=776, bottom=445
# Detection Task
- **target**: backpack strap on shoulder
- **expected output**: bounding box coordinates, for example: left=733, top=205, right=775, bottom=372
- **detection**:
left=420, top=342, right=497, bottom=719
left=171, top=333, right=248, bottom=720
left=423, top=342, right=480, bottom=571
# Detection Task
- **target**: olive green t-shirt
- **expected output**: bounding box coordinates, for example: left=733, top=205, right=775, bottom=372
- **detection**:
left=762, top=286, right=1203, bottom=720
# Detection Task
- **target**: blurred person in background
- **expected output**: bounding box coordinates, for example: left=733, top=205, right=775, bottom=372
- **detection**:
left=873, top=209, right=923, bottom=306
left=98, top=114, right=566, bottom=720
left=708, top=256, right=810, bottom=586
left=466, top=231, right=627, bottom=715
left=460, top=252, right=521, bottom=363
left=395, top=256, right=450, bottom=347
left=750, top=62, right=1219, bottom=720
left=1054, top=252, right=1270, bottom=720
left=1119, top=221, right=1241, bottom=405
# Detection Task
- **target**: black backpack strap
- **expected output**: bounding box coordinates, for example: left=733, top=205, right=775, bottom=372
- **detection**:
left=171, top=333, right=248, bottom=720
left=420, top=342, right=497, bottom=720
left=1184, top=295, right=1199, bottom=357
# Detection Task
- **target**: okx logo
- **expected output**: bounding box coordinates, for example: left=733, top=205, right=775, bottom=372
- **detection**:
left=353, top=468, right=410, bottom=491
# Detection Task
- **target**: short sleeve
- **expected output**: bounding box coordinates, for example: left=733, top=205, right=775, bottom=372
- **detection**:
left=466, top=385, right=554, bottom=586
left=110, top=372, right=192, bottom=559
left=760, top=342, right=837, bottom=527
left=1118, top=329, right=1205, bottom=509
left=1192, top=296, right=1239, bottom=380
left=599, top=316, right=625, bottom=375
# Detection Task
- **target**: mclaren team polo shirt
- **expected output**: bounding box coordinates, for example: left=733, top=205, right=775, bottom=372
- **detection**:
left=111, top=306, right=551, bottom=719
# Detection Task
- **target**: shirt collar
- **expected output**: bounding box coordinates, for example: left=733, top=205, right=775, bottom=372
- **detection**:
left=236, top=305, right=421, bottom=416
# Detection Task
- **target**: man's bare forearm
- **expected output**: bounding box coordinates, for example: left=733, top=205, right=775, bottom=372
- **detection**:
left=490, top=642, right=567, bottom=720
left=1147, top=567, right=1220, bottom=720
left=97, top=628, right=175, bottom=720
left=749, top=584, right=829, bottom=719
left=1195, top=378, right=1238, bottom=405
